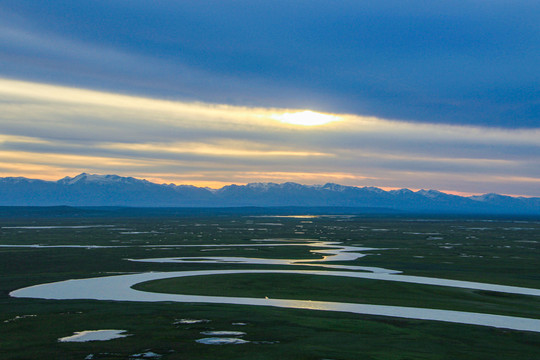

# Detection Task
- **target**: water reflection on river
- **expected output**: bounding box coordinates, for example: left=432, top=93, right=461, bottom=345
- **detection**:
left=9, top=239, right=540, bottom=333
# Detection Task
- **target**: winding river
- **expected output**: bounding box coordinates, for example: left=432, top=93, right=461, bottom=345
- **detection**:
left=9, top=240, right=540, bottom=333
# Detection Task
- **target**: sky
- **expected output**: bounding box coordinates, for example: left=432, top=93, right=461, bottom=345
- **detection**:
left=0, top=1, right=539, bottom=196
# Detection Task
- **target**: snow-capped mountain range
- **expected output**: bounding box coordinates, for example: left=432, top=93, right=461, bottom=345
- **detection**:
left=1, top=173, right=539, bottom=214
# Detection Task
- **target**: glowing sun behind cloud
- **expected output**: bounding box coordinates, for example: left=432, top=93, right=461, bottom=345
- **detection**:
left=271, top=110, right=341, bottom=126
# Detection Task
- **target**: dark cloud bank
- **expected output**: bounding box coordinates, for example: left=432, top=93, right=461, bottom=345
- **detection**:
left=1, top=0, right=539, bottom=128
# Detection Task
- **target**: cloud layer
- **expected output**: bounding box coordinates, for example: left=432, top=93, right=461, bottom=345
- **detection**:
left=0, top=2, right=538, bottom=195
left=0, top=79, right=538, bottom=195
left=1, top=1, right=539, bottom=127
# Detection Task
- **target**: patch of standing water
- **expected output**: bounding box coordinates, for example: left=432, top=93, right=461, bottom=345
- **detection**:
left=3, top=314, right=36, bottom=323
left=201, top=331, right=246, bottom=336
left=0, top=244, right=126, bottom=249
left=2, top=225, right=115, bottom=229
left=129, top=351, right=162, bottom=358
left=196, top=337, right=250, bottom=345
left=120, top=231, right=153, bottom=235
left=58, top=330, right=130, bottom=342
left=173, top=319, right=210, bottom=325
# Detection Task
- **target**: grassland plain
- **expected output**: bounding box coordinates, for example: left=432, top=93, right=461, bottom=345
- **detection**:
left=1, top=212, right=540, bottom=359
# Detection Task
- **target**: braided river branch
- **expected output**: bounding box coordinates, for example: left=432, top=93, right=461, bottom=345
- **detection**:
left=9, top=240, right=540, bottom=332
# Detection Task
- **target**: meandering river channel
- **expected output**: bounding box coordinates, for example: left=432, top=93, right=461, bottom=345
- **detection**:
left=9, top=240, right=540, bottom=332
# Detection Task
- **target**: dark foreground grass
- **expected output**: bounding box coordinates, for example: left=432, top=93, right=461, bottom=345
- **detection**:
left=1, top=214, right=540, bottom=359
left=2, top=298, right=540, bottom=360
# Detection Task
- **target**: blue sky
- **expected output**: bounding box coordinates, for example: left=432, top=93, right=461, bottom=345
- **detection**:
left=0, top=1, right=539, bottom=195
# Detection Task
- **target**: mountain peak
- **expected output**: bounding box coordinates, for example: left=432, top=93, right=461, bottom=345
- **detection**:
left=0, top=173, right=538, bottom=214
left=57, top=173, right=147, bottom=186
left=0, top=176, right=46, bottom=184
left=470, top=193, right=512, bottom=202
left=242, top=182, right=305, bottom=191
left=417, top=189, right=445, bottom=198
left=390, top=188, right=414, bottom=195
left=57, top=173, right=88, bottom=185
left=245, top=182, right=277, bottom=190
left=363, top=186, right=386, bottom=194
left=320, top=183, right=349, bottom=191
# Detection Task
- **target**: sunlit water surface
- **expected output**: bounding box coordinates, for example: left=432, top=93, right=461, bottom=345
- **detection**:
left=8, top=239, right=540, bottom=333
left=58, top=330, right=129, bottom=342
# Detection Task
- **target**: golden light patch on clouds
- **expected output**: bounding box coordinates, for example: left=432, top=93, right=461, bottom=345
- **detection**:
left=270, top=110, right=341, bottom=126
left=439, top=190, right=488, bottom=197
left=102, top=142, right=331, bottom=158
left=0, top=78, right=338, bottom=130
left=335, top=114, right=540, bottom=146
left=0, top=78, right=539, bottom=196
left=492, top=176, right=540, bottom=183
left=0, top=150, right=150, bottom=169
left=0, top=134, right=52, bottom=145
left=1, top=77, right=538, bottom=147
left=338, top=147, right=517, bottom=166
left=219, top=171, right=374, bottom=185
left=0, top=162, right=71, bottom=181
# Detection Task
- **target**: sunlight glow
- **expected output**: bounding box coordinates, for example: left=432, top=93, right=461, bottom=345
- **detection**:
left=102, top=143, right=330, bottom=158
left=271, top=111, right=341, bottom=126
left=1, top=78, right=538, bottom=196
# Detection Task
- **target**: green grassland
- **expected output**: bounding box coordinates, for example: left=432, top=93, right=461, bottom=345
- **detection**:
left=134, top=273, right=540, bottom=319
left=1, top=212, right=539, bottom=359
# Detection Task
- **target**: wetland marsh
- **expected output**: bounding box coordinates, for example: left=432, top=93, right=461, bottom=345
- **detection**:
left=1, top=211, right=540, bottom=359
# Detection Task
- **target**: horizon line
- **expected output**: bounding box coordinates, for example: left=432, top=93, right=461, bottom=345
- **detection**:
left=1, top=172, right=537, bottom=199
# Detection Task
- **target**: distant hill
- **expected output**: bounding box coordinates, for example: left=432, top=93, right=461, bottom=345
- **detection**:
left=0, top=173, right=539, bottom=215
